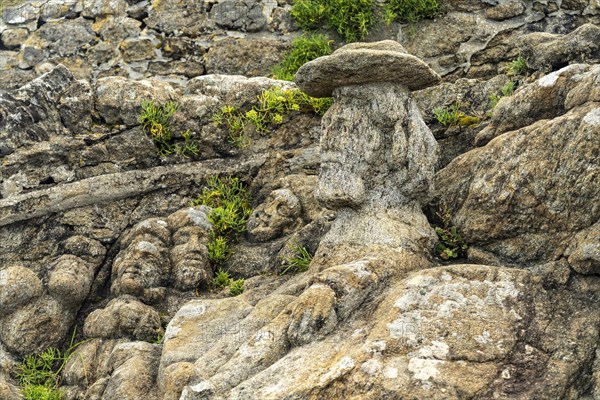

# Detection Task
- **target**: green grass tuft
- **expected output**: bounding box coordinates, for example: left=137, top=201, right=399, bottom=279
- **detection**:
left=281, top=242, right=313, bottom=275
left=291, top=0, right=375, bottom=43
left=385, top=0, right=440, bottom=24
left=213, top=268, right=233, bottom=289
left=434, top=203, right=468, bottom=260
left=139, top=100, right=198, bottom=157
left=207, top=236, right=231, bottom=264
left=16, top=329, right=89, bottom=400
left=272, top=34, right=333, bottom=81
left=191, top=176, right=251, bottom=270
left=212, top=87, right=333, bottom=147
left=228, top=278, right=245, bottom=296
left=433, top=103, right=462, bottom=126
left=506, top=56, right=528, bottom=76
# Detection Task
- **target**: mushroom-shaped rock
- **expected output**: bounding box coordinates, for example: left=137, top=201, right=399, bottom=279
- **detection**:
left=295, top=40, right=440, bottom=97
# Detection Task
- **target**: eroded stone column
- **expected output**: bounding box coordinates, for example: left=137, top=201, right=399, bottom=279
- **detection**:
left=295, top=40, right=441, bottom=266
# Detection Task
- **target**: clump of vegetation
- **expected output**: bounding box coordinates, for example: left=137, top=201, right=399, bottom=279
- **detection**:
left=139, top=100, right=199, bottom=157
left=212, top=87, right=333, bottom=147
left=211, top=105, right=249, bottom=148
left=291, top=0, right=376, bottom=43
left=228, top=278, right=245, bottom=296
left=211, top=268, right=244, bottom=296
left=385, top=0, right=440, bottom=24
left=434, top=203, right=468, bottom=260
left=433, top=103, right=481, bottom=127
left=213, top=268, right=233, bottom=289
left=433, top=103, right=462, bottom=126
left=488, top=93, right=502, bottom=110
left=17, top=348, right=63, bottom=400
left=489, top=79, right=517, bottom=111
left=281, top=242, right=313, bottom=275
left=207, top=235, right=231, bottom=264
left=192, top=176, right=252, bottom=237
left=191, top=176, right=252, bottom=265
left=272, top=34, right=333, bottom=81
left=506, top=56, right=528, bottom=76
left=153, top=332, right=164, bottom=345
left=501, top=80, right=516, bottom=97
left=16, top=330, right=87, bottom=400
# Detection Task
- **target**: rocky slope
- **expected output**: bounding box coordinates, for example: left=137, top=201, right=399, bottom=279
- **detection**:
left=0, top=0, right=599, bottom=399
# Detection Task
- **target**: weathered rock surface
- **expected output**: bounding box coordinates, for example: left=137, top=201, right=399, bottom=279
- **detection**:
left=436, top=64, right=599, bottom=267
left=518, top=23, right=600, bottom=72
left=296, top=40, right=441, bottom=97
left=1, top=0, right=600, bottom=398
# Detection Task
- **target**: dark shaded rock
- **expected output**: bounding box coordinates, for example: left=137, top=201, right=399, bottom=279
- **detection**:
left=36, top=18, right=97, bottom=57
left=0, top=28, right=29, bottom=50
left=0, top=64, right=73, bottom=158
left=211, top=0, right=267, bottom=32
left=160, top=37, right=206, bottom=60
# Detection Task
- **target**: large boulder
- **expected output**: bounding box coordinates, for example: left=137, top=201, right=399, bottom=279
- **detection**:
left=436, top=64, right=600, bottom=266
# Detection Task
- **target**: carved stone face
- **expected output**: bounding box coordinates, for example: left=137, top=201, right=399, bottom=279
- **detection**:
left=111, top=209, right=212, bottom=297
left=170, top=225, right=210, bottom=290
left=167, top=208, right=212, bottom=291
left=247, top=189, right=301, bottom=242
left=111, top=218, right=171, bottom=298
left=112, top=239, right=169, bottom=297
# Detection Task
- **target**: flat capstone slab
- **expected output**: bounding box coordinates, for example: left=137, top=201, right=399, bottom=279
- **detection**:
left=295, top=40, right=441, bottom=98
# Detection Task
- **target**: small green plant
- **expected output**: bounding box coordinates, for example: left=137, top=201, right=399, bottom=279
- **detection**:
left=139, top=100, right=199, bottom=157
left=212, top=88, right=333, bottom=147
left=281, top=242, right=313, bottom=275
left=21, top=385, right=62, bottom=400
left=139, top=100, right=177, bottom=155
left=434, top=203, right=468, bottom=260
left=212, top=268, right=243, bottom=296
left=228, top=278, right=245, bottom=296
left=212, top=105, right=250, bottom=148
left=433, top=103, right=481, bottom=127
left=501, top=80, right=516, bottom=97
left=16, top=330, right=88, bottom=400
left=208, top=235, right=231, bottom=264
left=272, top=34, right=333, bottom=81
left=506, top=56, right=528, bottom=76
left=191, top=176, right=252, bottom=269
left=192, top=176, right=252, bottom=238
left=213, top=268, right=233, bottom=289
left=489, top=93, right=501, bottom=110
left=174, top=130, right=199, bottom=158
left=433, top=103, right=462, bottom=126
left=385, top=0, right=439, bottom=24
left=291, top=0, right=375, bottom=43
left=488, top=80, right=517, bottom=112
left=153, top=332, right=164, bottom=345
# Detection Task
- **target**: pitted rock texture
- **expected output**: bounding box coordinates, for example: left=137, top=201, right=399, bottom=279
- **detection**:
left=295, top=40, right=441, bottom=97
left=2, top=0, right=600, bottom=398
left=436, top=64, right=600, bottom=267
left=1, top=0, right=599, bottom=91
